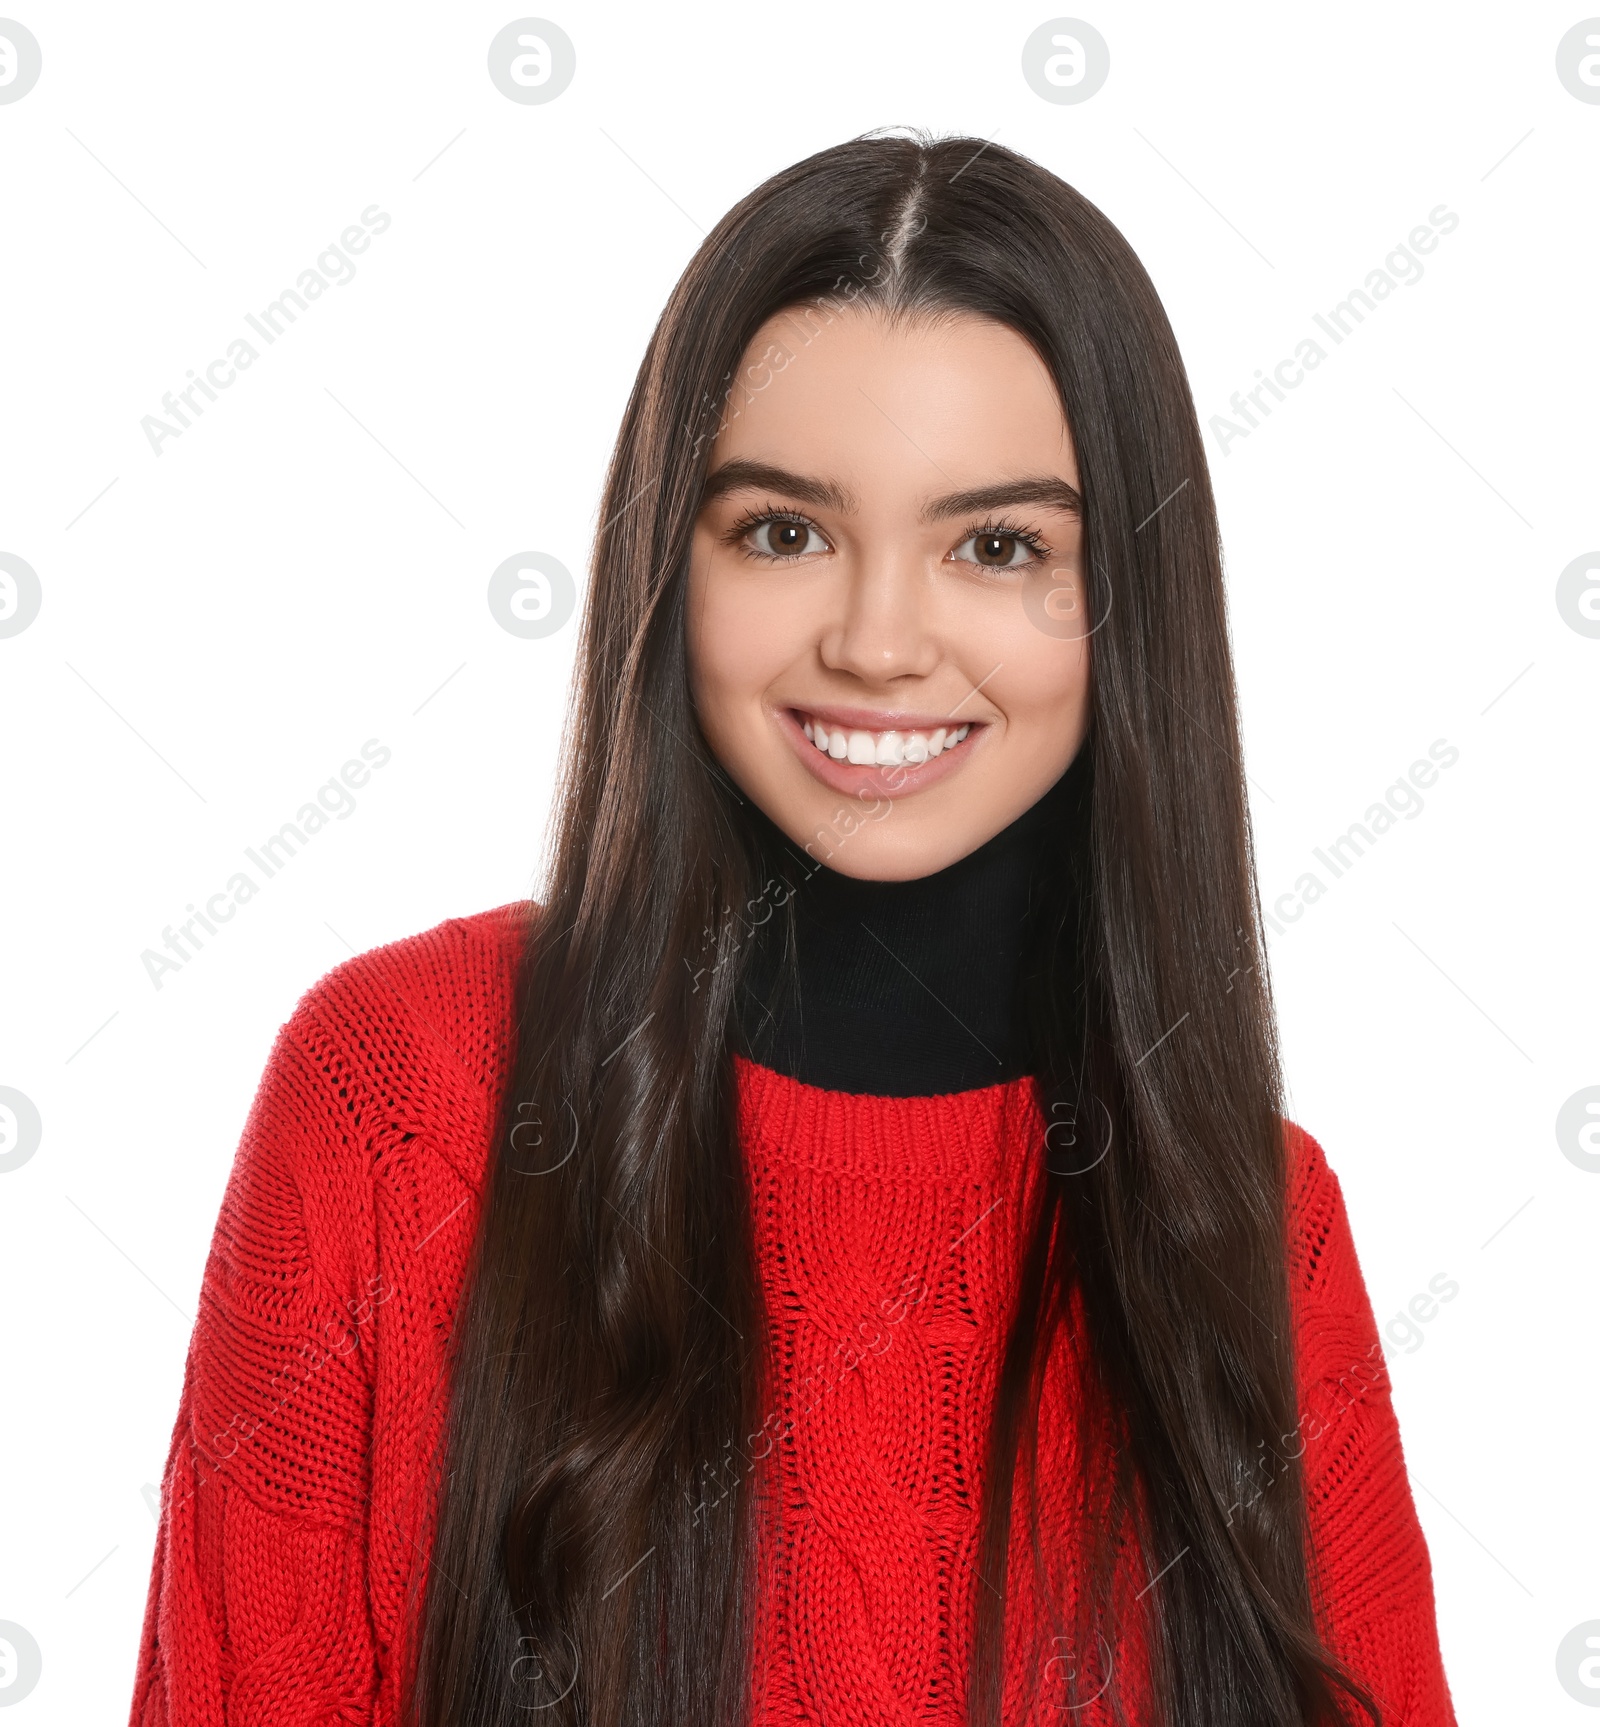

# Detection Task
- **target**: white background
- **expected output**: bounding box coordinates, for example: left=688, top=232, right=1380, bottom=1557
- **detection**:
left=1, top=2, right=1595, bottom=1721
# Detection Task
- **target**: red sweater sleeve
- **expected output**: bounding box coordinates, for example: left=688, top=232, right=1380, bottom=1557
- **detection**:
left=127, top=1000, right=382, bottom=1725
left=1285, top=1123, right=1458, bottom=1727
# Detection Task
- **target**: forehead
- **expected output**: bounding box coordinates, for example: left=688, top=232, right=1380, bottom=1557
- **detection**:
left=710, top=304, right=1077, bottom=491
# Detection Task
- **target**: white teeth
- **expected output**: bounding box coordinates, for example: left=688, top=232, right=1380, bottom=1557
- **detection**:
left=800, top=714, right=974, bottom=765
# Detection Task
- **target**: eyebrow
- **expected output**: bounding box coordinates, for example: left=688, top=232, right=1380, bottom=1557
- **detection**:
left=698, top=458, right=1082, bottom=521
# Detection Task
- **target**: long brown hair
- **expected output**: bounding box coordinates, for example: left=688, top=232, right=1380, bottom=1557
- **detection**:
left=404, top=129, right=1381, bottom=1727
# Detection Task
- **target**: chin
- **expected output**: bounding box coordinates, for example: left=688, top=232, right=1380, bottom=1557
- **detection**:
left=799, top=807, right=993, bottom=883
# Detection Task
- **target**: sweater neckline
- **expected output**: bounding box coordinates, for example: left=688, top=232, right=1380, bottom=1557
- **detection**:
left=734, top=1053, right=1045, bottom=1181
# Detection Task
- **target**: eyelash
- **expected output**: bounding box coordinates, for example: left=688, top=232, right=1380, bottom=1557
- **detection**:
left=722, top=504, right=1054, bottom=569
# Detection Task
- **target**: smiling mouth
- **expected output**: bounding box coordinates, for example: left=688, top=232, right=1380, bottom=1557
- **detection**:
left=796, top=711, right=975, bottom=767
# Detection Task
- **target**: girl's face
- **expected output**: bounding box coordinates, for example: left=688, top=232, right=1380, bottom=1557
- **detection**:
left=686, top=304, right=1092, bottom=881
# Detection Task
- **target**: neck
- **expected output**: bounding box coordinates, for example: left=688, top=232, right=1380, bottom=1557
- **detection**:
left=732, top=757, right=1084, bottom=1097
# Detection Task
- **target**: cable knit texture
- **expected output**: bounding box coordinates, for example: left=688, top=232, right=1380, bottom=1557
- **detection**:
left=127, top=903, right=1458, bottom=1726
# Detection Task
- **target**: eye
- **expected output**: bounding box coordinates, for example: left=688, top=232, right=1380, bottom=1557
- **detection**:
left=951, top=527, right=1047, bottom=569
left=737, top=514, right=831, bottom=561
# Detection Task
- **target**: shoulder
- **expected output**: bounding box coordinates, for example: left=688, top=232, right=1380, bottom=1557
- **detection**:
left=1281, top=1119, right=1366, bottom=1306
left=246, top=900, right=535, bottom=1231
left=1280, top=1118, right=1389, bottom=1407
left=197, top=901, right=535, bottom=1391
left=182, top=903, right=534, bottom=1522
left=282, top=899, right=532, bottom=1097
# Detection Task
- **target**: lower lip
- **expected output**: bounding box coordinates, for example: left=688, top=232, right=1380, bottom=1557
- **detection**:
left=778, top=709, right=986, bottom=799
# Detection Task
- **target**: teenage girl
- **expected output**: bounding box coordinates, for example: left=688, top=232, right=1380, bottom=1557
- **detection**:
left=130, top=131, right=1457, bottom=1727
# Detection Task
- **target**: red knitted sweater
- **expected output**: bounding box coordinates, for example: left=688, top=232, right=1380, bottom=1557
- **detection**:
left=127, top=903, right=1458, bottom=1725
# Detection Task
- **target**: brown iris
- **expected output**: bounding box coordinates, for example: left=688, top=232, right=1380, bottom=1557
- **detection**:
left=761, top=521, right=807, bottom=554
left=973, top=533, right=1019, bottom=566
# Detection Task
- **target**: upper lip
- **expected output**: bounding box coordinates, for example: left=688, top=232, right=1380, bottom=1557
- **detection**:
left=787, top=702, right=983, bottom=732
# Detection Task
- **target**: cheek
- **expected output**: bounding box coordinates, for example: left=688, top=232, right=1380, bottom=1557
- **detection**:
left=686, top=547, right=802, bottom=720
left=985, top=607, right=1092, bottom=729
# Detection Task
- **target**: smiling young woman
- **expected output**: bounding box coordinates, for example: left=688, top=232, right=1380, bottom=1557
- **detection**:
left=129, top=131, right=1457, bottom=1727
left=686, top=307, right=1092, bottom=881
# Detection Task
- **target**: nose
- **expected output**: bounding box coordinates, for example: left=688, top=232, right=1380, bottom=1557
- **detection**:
left=819, top=547, right=941, bottom=685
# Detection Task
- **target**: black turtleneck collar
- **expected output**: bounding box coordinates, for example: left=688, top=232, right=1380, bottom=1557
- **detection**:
left=732, top=752, right=1086, bottom=1097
